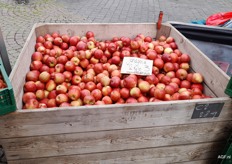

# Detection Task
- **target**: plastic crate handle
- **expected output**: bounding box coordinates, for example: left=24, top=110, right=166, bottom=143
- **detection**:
left=225, top=77, right=232, bottom=97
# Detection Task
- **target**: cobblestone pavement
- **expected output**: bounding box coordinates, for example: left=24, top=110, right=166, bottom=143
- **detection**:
left=0, top=0, right=232, bottom=68
left=0, top=0, right=232, bottom=163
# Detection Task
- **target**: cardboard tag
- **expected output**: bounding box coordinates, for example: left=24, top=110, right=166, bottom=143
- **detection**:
left=121, top=57, right=153, bottom=76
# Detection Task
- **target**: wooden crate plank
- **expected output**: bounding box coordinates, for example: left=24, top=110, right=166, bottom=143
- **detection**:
left=34, top=23, right=171, bottom=41
left=0, top=98, right=231, bottom=138
left=7, top=142, right=224, bottom=164
left=1, top=121, right=231, bottom=160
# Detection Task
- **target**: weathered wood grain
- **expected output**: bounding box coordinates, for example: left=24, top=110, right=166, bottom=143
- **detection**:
left=1, top=121, right=231, bottom=160
left=7, top=142, right=224, bottom=164
left=0, top=98, right=231, bottom=138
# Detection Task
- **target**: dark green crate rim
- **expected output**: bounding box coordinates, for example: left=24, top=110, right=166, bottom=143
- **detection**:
left=0, top=58, right=16, bottom=116
left=217, top=134, right=232, bottom=164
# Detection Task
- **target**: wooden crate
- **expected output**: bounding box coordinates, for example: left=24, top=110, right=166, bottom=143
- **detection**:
left=0, top=23, right=231, bottom=164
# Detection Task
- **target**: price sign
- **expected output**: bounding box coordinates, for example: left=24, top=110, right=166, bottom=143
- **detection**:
left=191, top=103, right=224, bottom=119
left=121, top=57, right=153, bottom=76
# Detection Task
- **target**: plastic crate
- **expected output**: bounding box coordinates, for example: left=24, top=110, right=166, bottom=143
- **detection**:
left=0, top=59, right=16, bottom=115
left=217, top=134, right=232, bottom=164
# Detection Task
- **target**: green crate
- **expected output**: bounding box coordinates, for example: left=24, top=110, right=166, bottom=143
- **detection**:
left=217, top=135, right=232, bottom=164
left=0, top=59, right=16, bottom=116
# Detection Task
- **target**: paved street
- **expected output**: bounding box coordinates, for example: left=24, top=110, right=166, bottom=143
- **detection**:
left=0, top=0, right=232, bottom=68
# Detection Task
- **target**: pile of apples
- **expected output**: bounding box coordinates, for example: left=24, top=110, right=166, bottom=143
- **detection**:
left=22, top=31, right=211, bottom=109
left=0, top=72, right=7, bottom=89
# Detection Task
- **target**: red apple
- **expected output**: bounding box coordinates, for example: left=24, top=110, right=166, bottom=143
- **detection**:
left=47, top=98, right=57, bottom=108
left=31, top=52, right=43, bottom=61
left=79, top=59, right=89, bottom=69
left=130, top=87, right=141, bottom=98
left=45, top=80, right=56, bottom=91
left=154, top=88, right=165, bottom=100
left=82, top=73, right=94, bottom=83
left=102, top=86, right=112, bottom=96
left=145, top=74, right=158, bottom=85
left=130, top=40, right=140, bottom=50
left=35, top=81, right=45, bottom=90
left=90, top=89, right=102, bottom=101
left=164, top=85, right=175, bottom=95
left=76, top=41, right=87, bottom=51
left=86, top=31, right=95, bottom=39
left=54, top=72, right=65, bottom=84
left=56, top=93, right=69, bottom=105
left=39, top=71, right=51, bottom=83
left=110, top=89, right=121, bottom=102
left=30, top=60, right=43, bottom=70
left=110, top=76, right=121, bottom=88
left=139, top=43, right=148, bottom=53
left=93, top=49, right=104, bottom=59
left=137, top=96, right=149, bottom=102
left=70, top=99, right=83, bottom=106
left=108, top=43, right=118, bottom=54
left=179, top=90, right=191, bottom=100
left=126, top=97, right=138, bottom=104
left=55, top=63, right=65, bottom=73
left=85, top=81, right=96, bottom=92
left=83, top=95, right=95, bottom=105
left=63, top=71, right=72, bottom=82
left=166, top=36, right=175, bottom=43
left=191, top=83, right=204, bottom=91
left=56, top=84, right=68, bottom=94
left=26, top=70, right=40, bottom=82
left=24, top=81, right=37, bottom=92
left=175, top=69, right=188, bottom=80
left=163, top=62, right=175, bottom=72
left=154, top=58, right=164, bottom=69
left=180, top=63, right=190, bottom=71
left=147, top=50, right=157, bottom=60
left=160, top=75, right=171, bottom=85
left=69, top=36, right=79, bottom=46
left=57, top=55, right=68, bottom=65
left=25, top=98, right=39, bottom=109
left=123, top=76, right=137, bottom=89
left=72, top=75, right=82, bottom=85
left=35, top=89, right=46, bottom=100
left=22, top=92, right=36, bottom=103
left=67, top=88, right=81, bottom=101
left=65, top=61, right=75, bottom=72
left=180, top=80, right=191, bottom=89
left=36, top=36, right=45, bottom=44
left=53, top=37, right=63, bottom=46
left=154, top=45, right=164, bottom=54
left=164, top=47, right=173, bottom=54
left=102, top=96, right=113, bottom=104
left=192, top=73, right=203, bottom=83
left=100, top=76, right=110, bottom=86
left=138, top=80, right=150, bottom=93
left=180, top=53, right=190, bottom=63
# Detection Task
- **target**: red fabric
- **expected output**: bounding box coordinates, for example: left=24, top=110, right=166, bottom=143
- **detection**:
left=206, top=12, right=232, bottom=26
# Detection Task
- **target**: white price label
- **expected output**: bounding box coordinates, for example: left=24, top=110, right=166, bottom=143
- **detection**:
left=121, top=57, right=153, bottom=76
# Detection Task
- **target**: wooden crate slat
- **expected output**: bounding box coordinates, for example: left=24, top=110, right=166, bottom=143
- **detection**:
left=7, top=142, right=224, bottom=164
left=0, top=98, right=231, bottom=138
left=2, top=120, right=231, bottom=160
